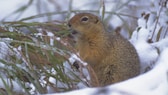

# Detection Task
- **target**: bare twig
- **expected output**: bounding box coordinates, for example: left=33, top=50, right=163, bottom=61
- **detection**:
left=150, top=0, right=166, bottom=41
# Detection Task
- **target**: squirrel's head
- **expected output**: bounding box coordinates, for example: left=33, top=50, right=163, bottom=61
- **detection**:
left=68, top=13, right=103, bottom=36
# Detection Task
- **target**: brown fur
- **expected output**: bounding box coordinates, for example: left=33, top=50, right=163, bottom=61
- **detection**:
left=68, top=13, right=140, bottom=87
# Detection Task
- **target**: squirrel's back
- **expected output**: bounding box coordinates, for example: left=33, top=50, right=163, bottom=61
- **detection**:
left=98, top=33, right=140, bottom=86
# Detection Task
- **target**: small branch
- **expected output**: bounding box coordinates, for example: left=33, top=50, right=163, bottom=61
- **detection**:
left=163, top=26, right=168, bottom=38
left=150, top=0, right=165, bottom=41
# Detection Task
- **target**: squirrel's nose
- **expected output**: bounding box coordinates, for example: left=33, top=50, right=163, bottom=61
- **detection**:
left=67, top=22, right=71, bottom=28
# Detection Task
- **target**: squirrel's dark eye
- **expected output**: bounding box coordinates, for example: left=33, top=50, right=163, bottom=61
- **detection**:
left=81, top=16, right=89, bottom=22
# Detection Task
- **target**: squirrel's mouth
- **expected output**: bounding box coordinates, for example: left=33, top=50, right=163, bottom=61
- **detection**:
left=71, top=30, right=78, bottom=35
left=67, top=22, right=78, bottom=35
left=68, top=29, right=79, bottom=41
left=67, top=22, right=80, bottom=40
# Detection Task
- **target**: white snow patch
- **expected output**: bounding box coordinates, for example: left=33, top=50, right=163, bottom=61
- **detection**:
left=47, top=32, right=54, bottom=37
left=131, top=28, right=159, bottom=73
left=69, top=54, right=87, bottom=66
left=0, top=78, right=23, bottom=94
left=47, top=32, right=54, bottom=46
left=49, top=77, right=56, bottom=85
left=35, top=33, right=43, bottom=37
left=29, top=83, right=36, bottom=94
left=44, top=88, right=96, bottom=95
left=0, top=42, right=9, bottom=59
left=56, top=37, right=61, bottom=41
left=17, top=45, right=22, bottom=51
left=137, top=17, right=147, bottom=28
left=152, top=38, right=168, bottom=52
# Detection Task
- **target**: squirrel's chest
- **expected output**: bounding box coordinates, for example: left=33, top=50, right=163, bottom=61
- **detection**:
left=76, top=39, right=107, bottom=65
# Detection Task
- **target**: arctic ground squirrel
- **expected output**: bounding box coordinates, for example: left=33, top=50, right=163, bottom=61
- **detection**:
left=68, top=13, right=140, bottom=87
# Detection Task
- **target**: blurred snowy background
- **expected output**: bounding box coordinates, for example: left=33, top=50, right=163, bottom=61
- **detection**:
left=0, top=0, right=168, bottom=95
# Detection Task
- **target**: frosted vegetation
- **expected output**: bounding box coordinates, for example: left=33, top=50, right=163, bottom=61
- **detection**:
left=0, top=0, right=168, bottom=95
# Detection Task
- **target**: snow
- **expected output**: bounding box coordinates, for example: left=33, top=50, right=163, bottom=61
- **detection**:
left=56, top=37, right=61, bottom=41
left=130, top=14, right=159, bottom=73
left=152, top=37, right=168, bottom=52
left=47, top=32, right=54, bottom=46
left=44, top=88, right=95, bottom=95
left=0, top=78, right=23, bottom=94
left=0, top=0, right=29, bottom=20
left=69, top=54, right=87, bottom=66
left=0, top=42, right=10, bottom=60
left=132, top=28, right=159, bottom=73
left=67, top=54, right=90, bottom=88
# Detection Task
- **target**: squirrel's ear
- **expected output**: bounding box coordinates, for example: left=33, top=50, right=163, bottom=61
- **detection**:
left=93, top=17, right=99, bottom=24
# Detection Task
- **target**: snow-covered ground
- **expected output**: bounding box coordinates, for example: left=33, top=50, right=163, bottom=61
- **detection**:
left=0, top=0, right=168, bottom=95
